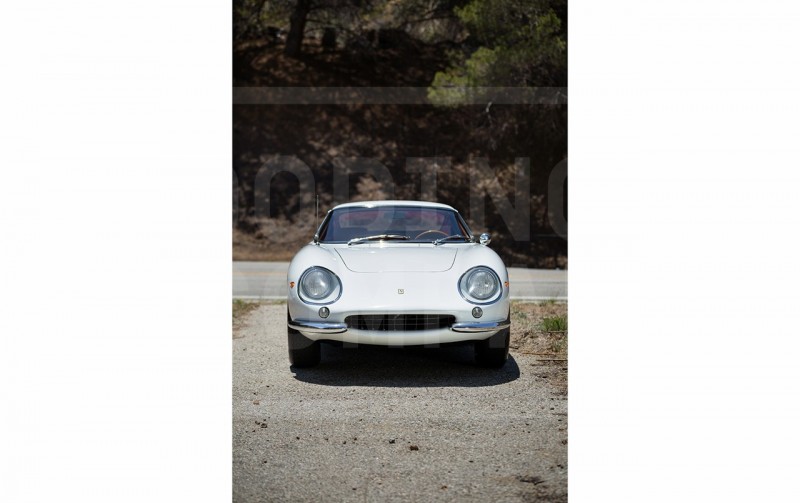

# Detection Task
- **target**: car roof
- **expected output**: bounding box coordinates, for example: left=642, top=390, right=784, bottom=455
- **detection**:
left=330, top=200, right=457, bottom=211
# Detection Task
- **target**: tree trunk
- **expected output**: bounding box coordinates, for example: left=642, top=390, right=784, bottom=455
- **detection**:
left=284, top=0, right=311, bottom=58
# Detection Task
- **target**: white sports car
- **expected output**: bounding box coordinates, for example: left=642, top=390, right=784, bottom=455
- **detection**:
left=286, top=200, right=511, bottom=368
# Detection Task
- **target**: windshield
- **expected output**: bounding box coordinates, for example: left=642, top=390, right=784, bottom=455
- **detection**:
left=318, top=206, right=472, bottom=244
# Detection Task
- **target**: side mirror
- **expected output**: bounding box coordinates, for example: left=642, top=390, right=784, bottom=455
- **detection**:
left=313, top=234, right=320, bottom=245
left=479, top=233, right=491, bottom=245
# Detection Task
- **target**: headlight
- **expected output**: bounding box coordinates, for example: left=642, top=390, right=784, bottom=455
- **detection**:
left=458, top=267, right=501, bottom=304
left=298, top=266, right=342, bottom=304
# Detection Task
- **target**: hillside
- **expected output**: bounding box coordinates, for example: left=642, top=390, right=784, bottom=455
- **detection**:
left=233, top=37, right=567, bottom=268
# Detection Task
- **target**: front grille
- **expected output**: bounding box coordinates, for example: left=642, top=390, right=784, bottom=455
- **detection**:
left=345, top=314, right=455, bottom=331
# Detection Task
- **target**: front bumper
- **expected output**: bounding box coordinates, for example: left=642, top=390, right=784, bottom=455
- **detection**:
left=451, top=320, right=510, bottom=332
left=287, top=318, right=509, bottom=345
left=288, top=320, right=347, bottom=334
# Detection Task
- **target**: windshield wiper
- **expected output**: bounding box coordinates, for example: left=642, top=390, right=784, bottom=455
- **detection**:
left=348, top=234, right=410, bottom=246
left=433, top=234, right=470, bottom=246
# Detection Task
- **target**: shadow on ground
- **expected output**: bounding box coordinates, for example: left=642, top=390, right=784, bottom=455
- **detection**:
left=291, top=343, right=520, bottom=387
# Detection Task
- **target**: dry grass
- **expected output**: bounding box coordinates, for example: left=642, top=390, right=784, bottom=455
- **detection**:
left=232, top=210, right=320, bottom=261
left=233, top=227, right=302, bottom=262
left=510, top=301, right=567, bottom=394
left=510, top=301, right=568, bottom=356
left=233, top=299, right=261, bottom=337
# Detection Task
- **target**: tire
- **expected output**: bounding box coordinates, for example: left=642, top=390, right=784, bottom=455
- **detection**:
left=475, top=323, right=510, bottom=368
left=287, top=314, right=321, bottom=367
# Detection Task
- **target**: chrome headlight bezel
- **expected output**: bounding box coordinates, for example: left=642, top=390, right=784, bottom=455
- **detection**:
left=458, top=266, right=502, bottom=305
left=298, top=266, right=342, bottom=305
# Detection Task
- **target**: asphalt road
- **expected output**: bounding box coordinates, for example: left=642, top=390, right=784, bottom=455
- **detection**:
left=233, top=304, right=568, bottom=502
left=233, top=262, right=567, bottom=300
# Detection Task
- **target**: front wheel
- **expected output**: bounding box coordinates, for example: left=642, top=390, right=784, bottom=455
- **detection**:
left=287, top=313, right=320, bottom=367
left=474, top=324, right=510, bottom=368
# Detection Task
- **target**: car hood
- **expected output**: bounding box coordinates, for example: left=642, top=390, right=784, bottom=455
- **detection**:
left=334, top=245, right=458, bottom=273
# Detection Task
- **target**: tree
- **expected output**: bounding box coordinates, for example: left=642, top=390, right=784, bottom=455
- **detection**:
left=428, top=0, right=566, bottom=104
left=233, top=0, right=316, bottom=56
left=233, top=0, right=268, bottom=40
left=238, top=0, right=464, bottom=58
left=281, top=0, right=374, bottom=57
left=285, top=0, right=313, bottom=56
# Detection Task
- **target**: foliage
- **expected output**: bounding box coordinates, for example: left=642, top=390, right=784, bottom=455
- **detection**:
left=232, top=0, right=567, bottom=267
left=391, top=0, right=469, bottom=42
left=233, top=0, right=266, bottom=39
left=540, top=315, right=567, bottom=332
left=429, top=0, right=566, bottom=104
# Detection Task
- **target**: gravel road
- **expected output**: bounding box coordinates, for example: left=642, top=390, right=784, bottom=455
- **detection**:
left=233, top=304, right=567, bottom=502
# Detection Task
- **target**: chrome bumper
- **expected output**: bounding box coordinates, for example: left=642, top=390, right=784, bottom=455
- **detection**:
left=288, top=320, right=348, bottom=334
left=450, top=320, right=510, bottom=333
left=289, top=319, right=508, bottom=334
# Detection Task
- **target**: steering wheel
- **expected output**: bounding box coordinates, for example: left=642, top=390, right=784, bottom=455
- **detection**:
left=414, top=229, right=449, bottom=239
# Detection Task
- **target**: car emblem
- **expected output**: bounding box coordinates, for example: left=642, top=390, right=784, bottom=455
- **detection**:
left=397, top=289, right=404, bottom=294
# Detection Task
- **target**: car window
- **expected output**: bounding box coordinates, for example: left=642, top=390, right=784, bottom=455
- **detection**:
left=319, top=207, right=468, bottom=243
